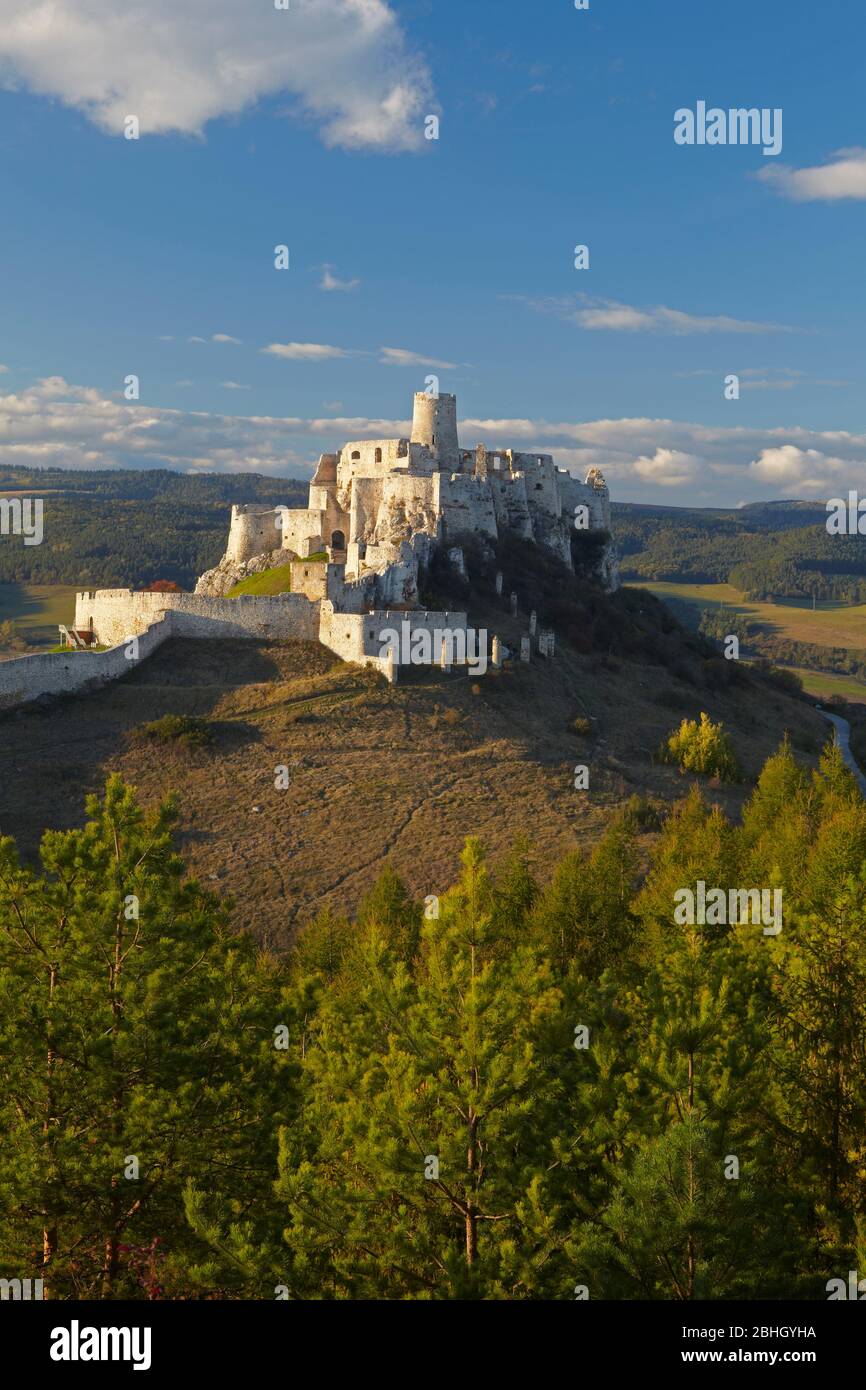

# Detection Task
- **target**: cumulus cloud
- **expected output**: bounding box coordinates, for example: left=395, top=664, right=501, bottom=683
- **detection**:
left=458, top=413, right=866, bottom=501
left=758, top=148, right=866, bottom=201
left=212, top=333, right=241, bottom=344
left=3, top=376, right=866, bottom=502
left=319, top=265, right=361, bottom=292
left=516, top=295, right=801, bottom=335
left=0, top=0, right=434, bottom=151
left=748, top=445, right=849, bottom=488
left=632, top=448, right=702, bottom=486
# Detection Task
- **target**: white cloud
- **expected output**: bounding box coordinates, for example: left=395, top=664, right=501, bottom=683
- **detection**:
left=221, top=381, right=250, bottom=390
left=0, top=0, right=434, bottom=151
left=379, top=346, right=458, bottom=368
left=758, top=148, right=866, bottom=201
left=212, top=333, right=241, bottom=344
left=748, top=445, right=848, bottom=487
left=458, top=413, right=866, bottom=501
left=517, top=295, right=800, bottom=335
left=573, top=299, right=799, bottom=335
left=632, top=448, right=701, bottom=486
left=262, top=342, right=351, bottom=361
left=188, top=336, right=207, bottom=344
left=3, top=376, right=866, bottom=503
left=319, top=265, right=361, bottom=292
left=0, top=364, right=8, bottom=373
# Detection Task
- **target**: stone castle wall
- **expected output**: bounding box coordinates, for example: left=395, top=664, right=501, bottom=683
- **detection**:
left=74, top=589, right=320, bottom=648
left=0, top=596, right=475, bottom=710
left=0, top=615, right=174, bottom=711
left=318, top=602, right=468, bottom=675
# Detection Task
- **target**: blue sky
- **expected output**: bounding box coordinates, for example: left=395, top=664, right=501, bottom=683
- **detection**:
left=0, top=0, right=864, bottom=505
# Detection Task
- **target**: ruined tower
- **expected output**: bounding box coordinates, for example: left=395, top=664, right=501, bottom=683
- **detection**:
left=410, top=391, right=459, bottom=471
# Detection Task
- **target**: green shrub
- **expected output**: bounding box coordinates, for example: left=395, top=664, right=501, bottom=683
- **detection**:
left=618, top=794, right=663, bottom=832
left=658, top=711, right=741, bottom=782
left=133, top=714, right=212, bottom=747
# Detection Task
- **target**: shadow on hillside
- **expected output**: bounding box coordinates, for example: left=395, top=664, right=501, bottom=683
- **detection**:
left=0, top=637, right=316, bottom=862
left=120, top=638, right=287, bottom=688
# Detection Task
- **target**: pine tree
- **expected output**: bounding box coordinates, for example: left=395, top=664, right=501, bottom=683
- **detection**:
left=531, top=822, right=638, bottom=978
left=274, top=839, right=565, bottom=1298
left=634, top=786, right=737, bottom=948
left=770, top=877, right=866, bottom=1261
left=355, top=864, right=421, bottom=964
left=571, top=921, right=809, bottom=1298
left=0, top=776, right=290, bottom=1298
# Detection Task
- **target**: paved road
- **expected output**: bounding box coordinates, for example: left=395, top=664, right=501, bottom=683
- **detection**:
left=817, top=708, right=866, bottom=798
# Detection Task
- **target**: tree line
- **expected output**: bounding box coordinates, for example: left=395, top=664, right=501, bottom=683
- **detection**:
left=0, top=469, right=306, bottom=589
left=616, top=503, right=866, bottom=602
left=1, top=744, right=864, bottom=1300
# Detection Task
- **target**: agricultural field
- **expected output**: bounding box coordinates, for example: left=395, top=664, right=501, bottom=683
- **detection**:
left=782, top=666, right=866, bottom=707
left=0, top=582, right=79, bottom=646
left=630, top=580, right=866, bottom=647
left=629, top=580, right=866, bottom=707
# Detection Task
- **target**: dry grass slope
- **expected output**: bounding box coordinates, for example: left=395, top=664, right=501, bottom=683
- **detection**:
left=0, top=610, right=834, bottom=948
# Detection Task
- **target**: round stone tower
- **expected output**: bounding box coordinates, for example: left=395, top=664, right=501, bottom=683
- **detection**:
left=411, top=391, right=459, bottom=471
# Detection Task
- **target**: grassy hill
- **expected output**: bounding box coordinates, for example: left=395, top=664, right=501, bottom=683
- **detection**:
left=226, top=565, right=295, bottom=597
left=0, top=563, right=844, bottom=946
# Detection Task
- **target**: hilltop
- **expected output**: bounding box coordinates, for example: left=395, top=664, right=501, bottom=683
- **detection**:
left=0, top=542, right=839, bottom=946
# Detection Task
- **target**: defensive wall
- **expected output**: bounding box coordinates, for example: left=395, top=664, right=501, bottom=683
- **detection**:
left=73, top=589, right=320, bottom=648
left=0, top=615, right=173, bottom=711
left=0, top=588, right=471, bottom=710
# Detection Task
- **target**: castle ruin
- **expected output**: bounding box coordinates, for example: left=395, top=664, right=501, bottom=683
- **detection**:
left=199, top=390, right=619, bottom=602
left=0, top=393, right=618, bottom=708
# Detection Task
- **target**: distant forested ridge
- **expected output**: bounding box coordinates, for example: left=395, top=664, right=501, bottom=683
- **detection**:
left=615, top=500, right=866, bottom=602
left=0, top=467, right=306, bottom=589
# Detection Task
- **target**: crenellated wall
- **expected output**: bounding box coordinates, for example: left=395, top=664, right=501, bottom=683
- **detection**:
left=74, top=588, right=320, bottom=648
left=318, top=602, right=469, bottom=675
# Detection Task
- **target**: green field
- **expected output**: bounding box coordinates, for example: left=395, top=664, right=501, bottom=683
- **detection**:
left=0, top=583, right=79, bottom=646
left=631, top=580, right=866, bottom=647
left=629, top=580, right=866, bottom=706
left=781, top=666, right=866, bottom=706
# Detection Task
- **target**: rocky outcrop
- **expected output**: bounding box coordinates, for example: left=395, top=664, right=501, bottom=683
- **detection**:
left=194, top=548, right=291, bottom=597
